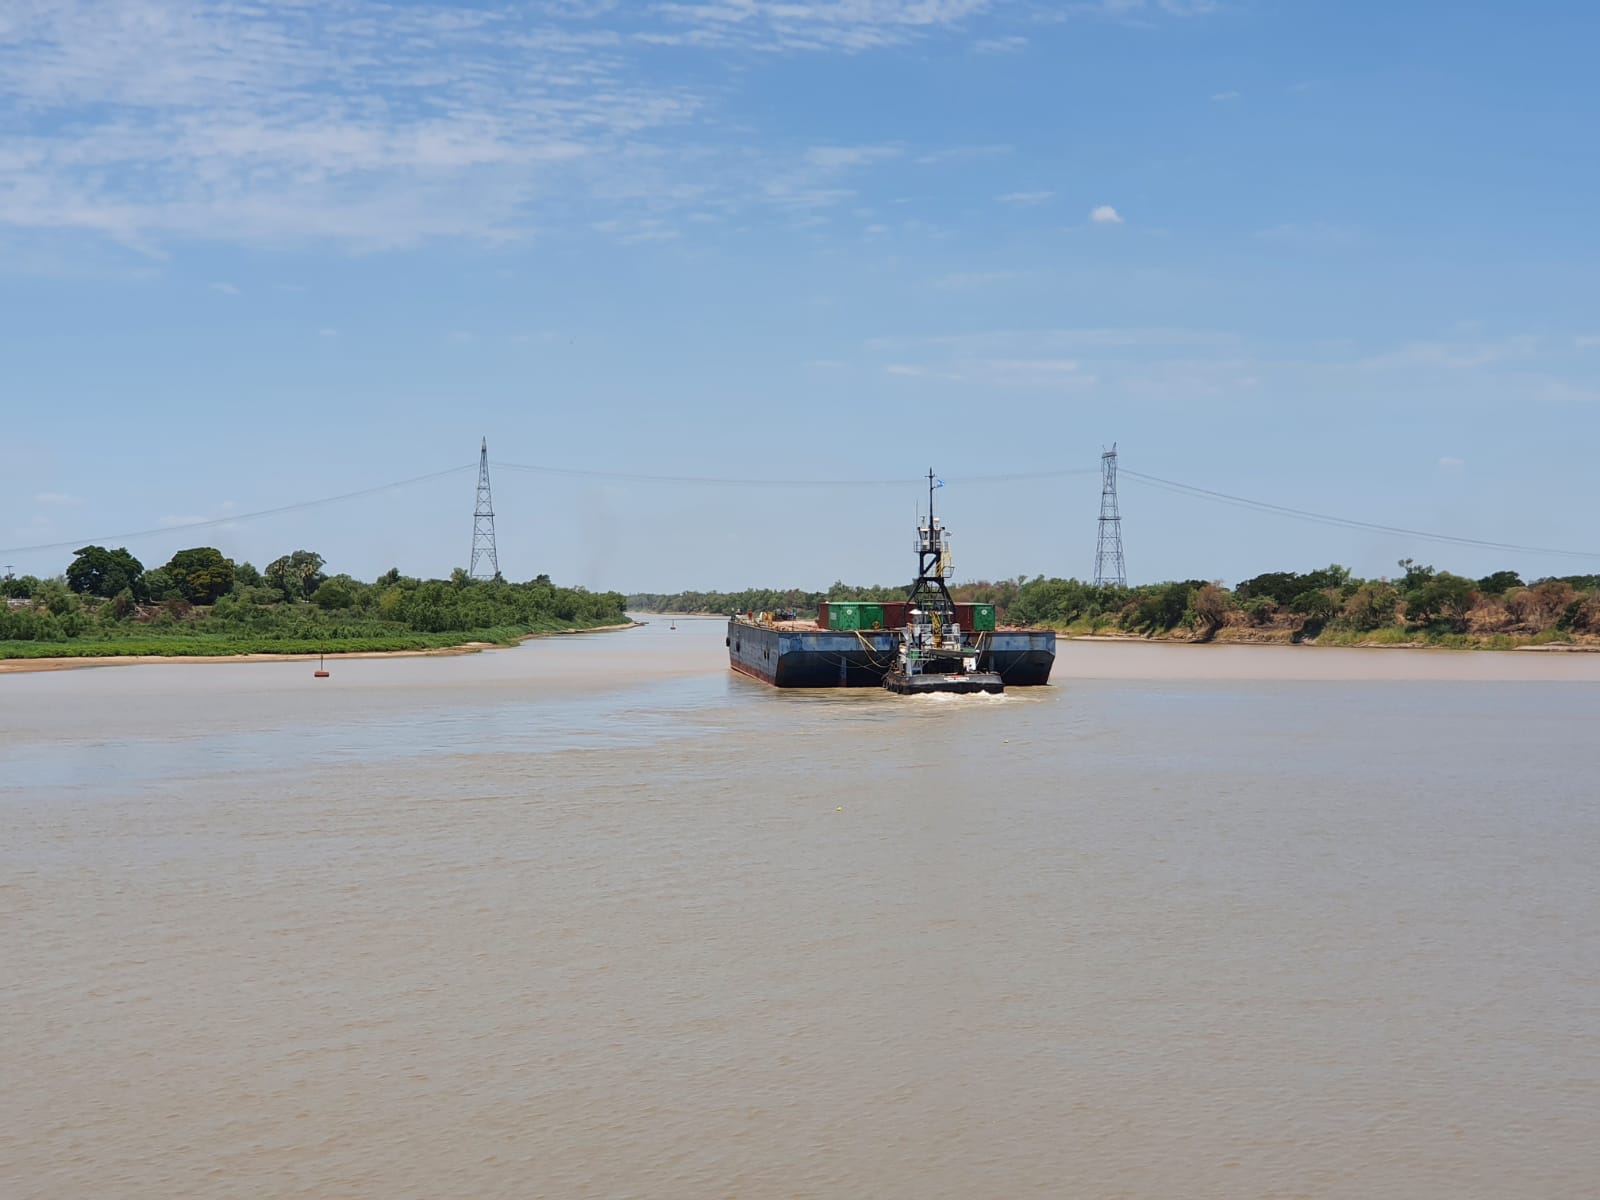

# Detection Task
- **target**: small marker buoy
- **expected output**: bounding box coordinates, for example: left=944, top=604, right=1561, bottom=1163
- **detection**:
left=314, top=651, right=329, bottom=679
left=837, top=806, right=843, bottom=811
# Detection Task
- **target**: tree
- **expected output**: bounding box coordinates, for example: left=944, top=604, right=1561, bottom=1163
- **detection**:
left=1, top=574, right=41, bottom=599
left=1340, top=582, right=1400, bottom=631
left=1397, top=559, right=1436, bottom=591
left=66, top=545, right=145, bottom=598
left=233, top=561, right=263, bottom=589
left=1405, top=572, right=1476, bottom=628
left=34, top=578, right=78, bottom=616
left=1188, top=583, right=1231, bottom=635
left=312, top=578, right=355, bottom=610
left=1477, top=570, right=1523, bottom=596
left=141, top=567, right=179, bottom=601
left=164, top=547, right=235, bottom=605
left=265, top=551, right=327, bottom=601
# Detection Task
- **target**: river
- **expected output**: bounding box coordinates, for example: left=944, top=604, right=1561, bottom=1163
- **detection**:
left=4, top=619, right=1598, bottom=1198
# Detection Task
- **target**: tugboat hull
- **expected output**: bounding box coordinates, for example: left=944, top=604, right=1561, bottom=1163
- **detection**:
left=882, top=670, right=1004, bottom=696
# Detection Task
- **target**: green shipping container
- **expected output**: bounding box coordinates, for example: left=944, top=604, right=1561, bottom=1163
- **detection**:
left=970, top=604, right=996, bottom=632
left=858, top=603, right=885, bottom=629
left=829, top=602, right=862, bottom=631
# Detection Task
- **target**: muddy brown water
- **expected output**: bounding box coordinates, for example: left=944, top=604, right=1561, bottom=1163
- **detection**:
left=4, top=620, right=1598, bottom=1198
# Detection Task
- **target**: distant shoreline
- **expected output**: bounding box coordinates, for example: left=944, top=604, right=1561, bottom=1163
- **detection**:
left=0, top=622, right=643, bottom=675
left=1062, top=630, right=1600, bottom=653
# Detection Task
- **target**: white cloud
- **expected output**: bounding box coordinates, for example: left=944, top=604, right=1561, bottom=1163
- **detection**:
left=1576, top=335, right=1600, bottom=350
left=1089, top=205, right=1124, bottom=224
left=647, top=0, right=994, bottom=52
left=0, top=2, right=983, bottom=253
left=997, top=190, right=1053, bottom=205
left=209, top=281, right=240, bottom=295
left=1437, top=456, right=1465, bottom=469
left=1211, top=90, right=1240, bottom=102
left=33, top=491, right=84, bottom=506
left=1062, top=0, right=1218, bottom=20
left=974, top=35, right=1027, bottom=53
left=915, top=144, right=1012, bottom=165
left=318, top=328, right=338, bottom=338
left=1359, top=335, right=1539, bottom=371
left=805, top=145, right=900, bottom=171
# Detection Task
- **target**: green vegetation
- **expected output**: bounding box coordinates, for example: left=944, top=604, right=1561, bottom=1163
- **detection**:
left=2, top=548, right=628, bottom=661
left=627, top=561, right=1600, bottom=650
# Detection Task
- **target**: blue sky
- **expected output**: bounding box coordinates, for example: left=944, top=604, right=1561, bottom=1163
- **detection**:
left=3, top=0, right=1598, bottom=592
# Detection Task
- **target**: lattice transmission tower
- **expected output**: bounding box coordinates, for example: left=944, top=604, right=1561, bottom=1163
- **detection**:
left=1093, top=443, right=1127, bottom=588
left=469, top=437, right=500, bottom=581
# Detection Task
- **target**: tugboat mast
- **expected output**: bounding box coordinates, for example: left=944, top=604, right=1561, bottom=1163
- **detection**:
left=908, top=467, right=956, bottom=616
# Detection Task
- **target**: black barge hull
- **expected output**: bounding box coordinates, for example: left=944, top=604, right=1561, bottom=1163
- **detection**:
left=727, top=621, right=1055, bottom=688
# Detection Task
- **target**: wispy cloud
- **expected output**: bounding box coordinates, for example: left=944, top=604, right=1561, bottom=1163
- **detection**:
left=646, top=0, right=995, bottom=52
left=1359, top=335, right=1540, bottom=371
left=33, top=491, right=84, bottom=507
left=1437, top=456, right=1465, bottom=470
left=885, top=362, right=969, bottom=382
left=997, top=190, right=1053, bottom=205
left=209, top=281, right=240, bottom=295
left=915, top=144, right=1013, bottom=165
left=974, top=35, right=1027, bottom=53
left=1061, top=0, right=1219, bottom=22
left=933, top=269, right=1026, bottom=289
left=1211, top=90, right=1240, bottom=102
left=806, top=145, right=900, bottom=171
left=1576, top=335, right=1600, bottom=350
left=0, top=1, right=987, bottom=254
left=1089, top=204, right=1124, bottom=224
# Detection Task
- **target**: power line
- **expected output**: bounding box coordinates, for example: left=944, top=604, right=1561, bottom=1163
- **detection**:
left=0, top=464, right=475, bottom=556
left=8, top=455, right=1594, bottom=567
left=1121, top=469, right=1600, bottom=562
left=494, top=461, right=1099, bottom=487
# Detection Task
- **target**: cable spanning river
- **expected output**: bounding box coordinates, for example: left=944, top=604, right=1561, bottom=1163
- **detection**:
left=4, top=620, right=1599, bottom=1198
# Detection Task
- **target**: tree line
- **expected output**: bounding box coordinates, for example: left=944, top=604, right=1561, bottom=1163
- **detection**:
left=1, top=544, right=628, bottom=648
left=627, top=562, right=1600, bottom=645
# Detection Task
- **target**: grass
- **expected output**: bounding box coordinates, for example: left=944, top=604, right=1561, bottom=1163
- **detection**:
left=0, top=621, right=611, bottom=661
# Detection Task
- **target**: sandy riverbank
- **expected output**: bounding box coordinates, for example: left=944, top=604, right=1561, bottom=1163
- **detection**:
left=0, top=622, right=643, bottom=675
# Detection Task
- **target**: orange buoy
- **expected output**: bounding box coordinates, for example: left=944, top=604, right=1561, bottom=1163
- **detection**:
left=314, top=651, right=329, bottom=679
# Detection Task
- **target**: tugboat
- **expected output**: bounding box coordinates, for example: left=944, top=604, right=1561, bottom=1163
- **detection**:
left=725, top=471, right=1055, bottom=689
left=880, top=470, right=1004, bottom=695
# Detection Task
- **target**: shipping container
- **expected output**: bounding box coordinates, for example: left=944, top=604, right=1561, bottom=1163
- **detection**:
left=881, top=601, right=908, bottom=628
left=970, top=603, right=996, bottom=632
left=858, top=603, right=885, bottom=629
left=828, top=602, right=862, bottom=631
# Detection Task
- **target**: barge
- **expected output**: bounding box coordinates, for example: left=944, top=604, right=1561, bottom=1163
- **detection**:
left=726, top=471, right=1055, bottom=693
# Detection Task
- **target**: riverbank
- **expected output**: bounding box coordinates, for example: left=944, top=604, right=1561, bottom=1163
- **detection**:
left=1059, top=626, right=1600, bottom=652
left=0, top=621, right=643, bottom=674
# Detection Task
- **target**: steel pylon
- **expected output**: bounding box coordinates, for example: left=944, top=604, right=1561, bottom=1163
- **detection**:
left=1093, top=444, right=1126, bottom=588
left=469, top=437, right=500, bottom=581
